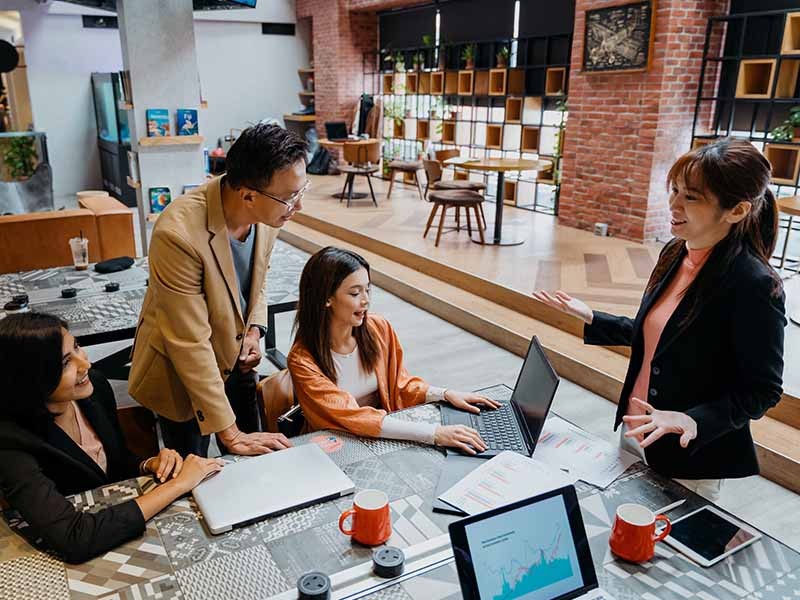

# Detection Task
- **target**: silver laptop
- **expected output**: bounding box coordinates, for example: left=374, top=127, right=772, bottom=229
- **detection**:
left=193, top=443, right=355, bottom=534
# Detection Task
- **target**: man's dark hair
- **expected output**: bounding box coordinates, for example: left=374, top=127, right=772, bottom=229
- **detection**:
left=225, top=123, right=308, bottom=190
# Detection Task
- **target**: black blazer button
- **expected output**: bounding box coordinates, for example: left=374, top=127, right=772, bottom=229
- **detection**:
left=649, top=388, right=658, bottom=397
left=196, top=410, right=205, bottom=422
left=224, top=368, right=232, bottom=375
left=236, top=333, right=243, bottom=341
left=652, top=366, right=660, bottom=376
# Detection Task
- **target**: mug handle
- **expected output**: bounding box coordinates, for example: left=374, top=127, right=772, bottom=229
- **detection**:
left=653, top=514, right=671, bottom=542
left=339, top=509, right=356, bottom=536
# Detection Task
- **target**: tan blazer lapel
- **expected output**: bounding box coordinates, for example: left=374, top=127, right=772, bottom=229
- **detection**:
left=246, top=224, right=269, bottom=322
left=207, top=178, right=244, bottom=323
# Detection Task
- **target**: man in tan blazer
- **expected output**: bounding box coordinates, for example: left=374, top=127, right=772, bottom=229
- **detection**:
left=129, top=124, right=308, bottom=457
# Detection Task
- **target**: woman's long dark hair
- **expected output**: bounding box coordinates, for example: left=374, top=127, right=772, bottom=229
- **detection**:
left=0, top=312, right=68, bottom=432
left=647, top=138, right=782, bottom=325
left=293, top=247, right=380, bottom=383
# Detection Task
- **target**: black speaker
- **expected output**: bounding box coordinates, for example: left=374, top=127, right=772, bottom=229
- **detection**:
left=0, top=41, right=19, bottom=74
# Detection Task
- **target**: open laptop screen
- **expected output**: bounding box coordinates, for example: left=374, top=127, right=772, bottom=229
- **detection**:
left=449, top=486, right=597, bottom=600
left=510, top=337, right=559, bottom=449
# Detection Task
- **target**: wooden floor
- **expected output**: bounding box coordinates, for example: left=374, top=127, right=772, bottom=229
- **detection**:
left=301, top=173, right=662, bottom=317
left=300, top=172, right=800, bottom=396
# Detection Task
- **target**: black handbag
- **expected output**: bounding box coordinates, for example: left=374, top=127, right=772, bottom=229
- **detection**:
left=277, top=403, right=306, bottom=438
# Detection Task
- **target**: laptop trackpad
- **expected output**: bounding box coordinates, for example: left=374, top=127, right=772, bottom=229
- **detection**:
left=441, top=405, right=474, bottom=427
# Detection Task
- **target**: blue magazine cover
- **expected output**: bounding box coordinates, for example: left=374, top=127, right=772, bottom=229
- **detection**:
left=177, top=109, right=199, bottom=136
left=146, top=108, right=170, bottom=137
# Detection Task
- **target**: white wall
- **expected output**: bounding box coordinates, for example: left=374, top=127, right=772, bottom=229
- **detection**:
left=18, top=0, right=308, bottom=201
left=20, top=8, right=123, bottom=200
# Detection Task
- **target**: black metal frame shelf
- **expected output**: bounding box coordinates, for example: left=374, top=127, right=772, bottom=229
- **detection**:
left=367, top=32, right=570, bottom=215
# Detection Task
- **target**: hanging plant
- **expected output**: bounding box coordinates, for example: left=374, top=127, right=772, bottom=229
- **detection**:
left=4, top=135, right=37, bottom=180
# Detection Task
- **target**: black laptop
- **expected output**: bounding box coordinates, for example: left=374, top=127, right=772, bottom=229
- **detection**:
left=448, top=485, right=608, bottom=600
left=324, top=121, right=349, bottom=141
left=440, top=336, right=559, bottom=458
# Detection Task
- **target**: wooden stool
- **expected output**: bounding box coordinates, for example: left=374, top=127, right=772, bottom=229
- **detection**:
left=387, top=160, right=424, bottom=200
left=339, top=164, right=380, bottom=207
left=425, top=189, right=485, bottom=246
left=778, top=196, right=800, bottom=274
left=422, top=159, right=487, bottom=230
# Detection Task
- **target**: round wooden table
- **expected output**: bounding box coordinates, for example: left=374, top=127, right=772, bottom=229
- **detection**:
left=443, top=157, right=553, bottom=246
left=319, top=138, right=379, bottom=200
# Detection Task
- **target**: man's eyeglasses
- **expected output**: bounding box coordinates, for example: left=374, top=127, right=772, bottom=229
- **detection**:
left=250, top=180, right=310, bottom=210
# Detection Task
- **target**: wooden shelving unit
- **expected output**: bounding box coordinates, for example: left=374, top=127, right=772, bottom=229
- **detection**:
left=416, top=119, right=430, bottom=140
left=691, top=137, right=718, bottom=149
left=431, top=71, right=444, bottom=95
left=489, top=69, right=507, bottom=96
left=406, top=73, right=419, bottom=94
left=441, top=121, right=456, bottom=144
left=394, top=120, right=405, bottom=139
left=126, top=176, right=140, bottom=189
left=474, top=71, right=490, bottom=96
left=486, top=124, right=502, bottom=149
left=521, top=126, right=541, bottom=153
left=536, top=157, right=556, bottom=184
left=284, top=114, right=316, bottom=123
left=776, top=59, right=800, bottom=98
left=382, top=73, right=394, bottom=94
left=782, top=12, right=800, bottom=54
left=735, top=59, right=777, bottom=98
left=765, top=144, right=800, bottom=184
left=298, top=68, right=314, bottom=75
left=545, top=67, right=566, bottom=96
left=138, top=134, right=204, bottom=147
left=503, top=180, right=517, bottom=206
left=457, top=70, right=474, bottom=95
left=508, top=69, right=525, bottom=95
left=419, top=72, right=432, bottom=94
left=505, top=97, right=522, bottom=122
left=445, top=72, right=459, bottom=95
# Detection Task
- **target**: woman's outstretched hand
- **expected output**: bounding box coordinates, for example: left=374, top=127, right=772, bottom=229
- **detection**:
left=532, top=290, right=594, bottom=324
left=622, top=397, right=698, bottom=449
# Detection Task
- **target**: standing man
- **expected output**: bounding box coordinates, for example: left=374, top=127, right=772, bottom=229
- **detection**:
left=129, top=124, right=308, bottom=457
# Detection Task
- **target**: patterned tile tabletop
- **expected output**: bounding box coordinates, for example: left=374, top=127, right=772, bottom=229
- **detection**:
left=2, top=388, right=799, bottom=600
left=0, top=240, right=302, bottom=339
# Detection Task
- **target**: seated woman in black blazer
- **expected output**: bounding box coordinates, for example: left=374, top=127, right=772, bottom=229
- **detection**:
left=534, top=138, right=785, bottom=501
left=0, top=313, right=225, bottom=563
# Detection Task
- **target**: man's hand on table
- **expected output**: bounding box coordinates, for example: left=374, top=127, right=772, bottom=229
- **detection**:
left=237, top=326, right=262, bottom=372
left=217, top=423, right=293, bottom=456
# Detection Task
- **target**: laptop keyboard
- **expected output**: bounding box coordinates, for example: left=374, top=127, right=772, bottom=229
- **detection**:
left=473, top=403, right=526, bottom=453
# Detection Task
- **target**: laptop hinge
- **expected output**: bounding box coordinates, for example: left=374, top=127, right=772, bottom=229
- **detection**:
left=510, top=398, right=535, bottom=455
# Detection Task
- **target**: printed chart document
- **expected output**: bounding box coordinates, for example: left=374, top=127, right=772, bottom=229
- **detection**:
left=438, top=451, right=577, bottom=515
left=535, top=415, right=640, bottom=488
left=443, top=156, right=479, bottom=165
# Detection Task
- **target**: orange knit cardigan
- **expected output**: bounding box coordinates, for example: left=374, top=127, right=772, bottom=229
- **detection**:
left=287, top=314, right=430, bottom=437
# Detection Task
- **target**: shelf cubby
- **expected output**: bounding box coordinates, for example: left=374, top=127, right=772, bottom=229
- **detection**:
left=503, top=124, right=521, bottom=151
left=489, top=69, right=507, bottom=96
left=431, top=71, right=445, bottom=95
left=474, top=71, right=490, bottom=96
left=406, top=72, right=419, bottom=94
left=444, top=72, right=459, bottom=95
left=537, top=159, right=556, bottom=184
left=393, top=120, right=405, bottom=139
left=458, top=70, right=474, bottom=95
left=418, top=72, right=431, bottom=94
left=765, top=143, right=800, bottom=184
left=735, top=59, right=776, bottom=98
left=508, top=69, right=526, bottom=95
left=776, top=59, right=800, bottom=98
left=545, top=67, right=566, bottom=96
left=782, top=12, right=800, bottom=54
left=454, top=170, right=469, bottom=181
left=441, top=120, right=456, bottom=144
left=503, top=180, right=517, bottom=206
left=382, top=73, right=394, bottom=94
left=505, top=97, right=523, bottom=122
left=521, top=127, right=541, bottom=153
left=521, top=97, right=543, bottom=124
left=416, top=119, right=430, bottom=140
left=691, top=137, right=718, bottom=149
left=486, top=124, right=503, bottom=149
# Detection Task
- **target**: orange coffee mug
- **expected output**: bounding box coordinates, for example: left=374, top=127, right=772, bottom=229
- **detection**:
left=609, top=503, right=671, bottom=563
left=338, top=489, right=392, bottom=546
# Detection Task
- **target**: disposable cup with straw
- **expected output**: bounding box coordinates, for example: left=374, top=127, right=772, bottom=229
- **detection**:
left=69, top=230, right=89, bottom=271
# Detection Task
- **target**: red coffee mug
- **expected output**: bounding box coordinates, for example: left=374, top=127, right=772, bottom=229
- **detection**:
left=609, top=503, right=671, bottom=563
left=338, top=489, right=392, bottom=546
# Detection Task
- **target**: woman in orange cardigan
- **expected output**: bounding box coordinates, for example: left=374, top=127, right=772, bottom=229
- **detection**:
left=288, top=247, right=499, bottom=454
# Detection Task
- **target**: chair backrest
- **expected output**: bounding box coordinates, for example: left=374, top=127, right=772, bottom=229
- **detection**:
left=258, top=369, right=295, bottom=434
left=435, top=148, right=460, bottom=163
left=343, top=140, right=380, bottom=166
left=423, top=159, right=443, bottom=185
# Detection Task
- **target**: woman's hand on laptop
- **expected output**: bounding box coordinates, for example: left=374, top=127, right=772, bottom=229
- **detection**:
left=435, top=425, right=487, bottom=455
left=444, top=390, right=501, bottom=413
left=174, top=455, right=225, bottom=493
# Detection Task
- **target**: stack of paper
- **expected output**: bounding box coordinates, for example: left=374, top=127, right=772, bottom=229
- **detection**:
left=438, top=451, right=577, bottom=515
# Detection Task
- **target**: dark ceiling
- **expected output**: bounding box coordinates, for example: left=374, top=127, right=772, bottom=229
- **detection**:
left=59, top=0, right=256, bottom=11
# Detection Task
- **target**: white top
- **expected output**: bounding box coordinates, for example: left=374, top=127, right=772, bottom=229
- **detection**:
left=332, top=347, right=442, bottom=445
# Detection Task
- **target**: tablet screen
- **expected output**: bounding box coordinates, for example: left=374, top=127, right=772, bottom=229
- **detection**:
left=669, top=507, right=756, bottom=561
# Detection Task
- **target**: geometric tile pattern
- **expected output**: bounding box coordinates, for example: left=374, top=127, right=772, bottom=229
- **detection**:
left=67, top=480, right=142, bottom=514
left=96, top=574, right=183, bottom=600
left=0, top=517, right=38, bottom=563
left=380, top=447, right=446, bottom=493
left=342, top=456, right=414, bottom=501
left=255, top=500, right=341, bottom=545
left=174, top=545, right=291, bottom=600
left=292, top=430, right=376, bottom=467
left=0, top=551, right=70, bottom=600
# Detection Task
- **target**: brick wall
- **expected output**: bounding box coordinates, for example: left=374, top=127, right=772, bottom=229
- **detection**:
left=559, top=0, right=729, bottom=242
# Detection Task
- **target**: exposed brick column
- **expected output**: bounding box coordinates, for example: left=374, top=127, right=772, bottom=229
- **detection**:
left=559, top=0, right=729, bottom=242
left=296, top=0, right=379, bottom=135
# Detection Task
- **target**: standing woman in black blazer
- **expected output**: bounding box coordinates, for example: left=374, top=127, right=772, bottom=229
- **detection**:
left=534, top=139, right=785, bottom=501
left=0, top=313, right=225, bottom=563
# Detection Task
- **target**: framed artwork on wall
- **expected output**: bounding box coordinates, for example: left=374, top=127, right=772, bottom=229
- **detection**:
left=583, top=0, right=655, bottom=73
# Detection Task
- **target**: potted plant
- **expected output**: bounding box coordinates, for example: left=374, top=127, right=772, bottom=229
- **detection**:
left=383, top=51, right=406, bottom=73
left=770, top=123, right=793, bottom=142
left=496, top=45, right=509, bottom=68
left=412, top=51, right=424, bottom=71
left=461, top=44, right=476, bottom=70
left=3, top=135, right=37, bottom=180
left=790, top=106, right=800, bottom=139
